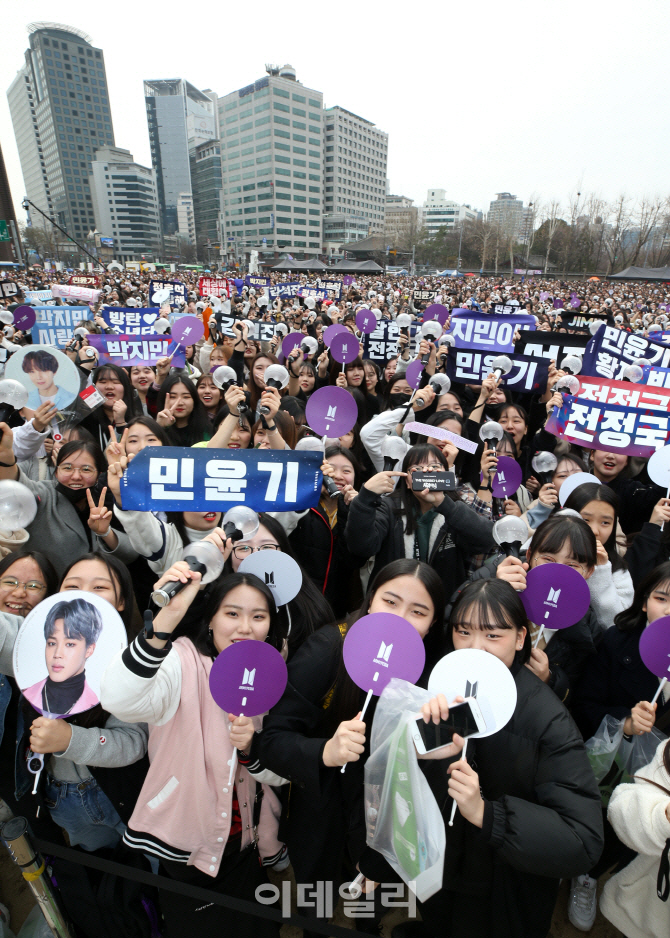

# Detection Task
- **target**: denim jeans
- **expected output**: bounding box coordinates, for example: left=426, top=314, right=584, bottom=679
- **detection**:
left=44, top=775, right=125, bottom=851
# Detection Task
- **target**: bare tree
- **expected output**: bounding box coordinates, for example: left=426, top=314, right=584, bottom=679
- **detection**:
left=463, top=218, right=497, bottom=273
left=602, top=196, right=632, bottom=274
left=541, top=201, right=562, bottom=273
left=628, top=197, right=665, bottom=266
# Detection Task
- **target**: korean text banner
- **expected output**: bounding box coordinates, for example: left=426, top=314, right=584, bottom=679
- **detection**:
left=87, top=334, right=185, bottom=368
left=149, top=280, right=188, bottom=306
left=245, top=276, right=270, bottom=288
left=101, top=308, right=162, bottom=335
left=546, top=394, right=670, bottom=457
left=198, top=277, right=230, bottom=298
left=446, top=311, right=536, bottom=353
left=363, top=321, right=418, bottom=361
left=642, top=361, right=670, bottom=387
left=30, top=306, right=90, bottom=347
left=446, top=351, right=549, bottom=394
left=268, top=283, right=301, bottom=299
left=575, top=375, right=670, bottom=413
left=516, top=330, right=589, bottom=362
left=120, top=447, right=323, bottom=513
left=298, top=287, right=329, bottom=300
left=581, top=324, right=670, bottom=380
left=316, top=279, right=343, bottom=299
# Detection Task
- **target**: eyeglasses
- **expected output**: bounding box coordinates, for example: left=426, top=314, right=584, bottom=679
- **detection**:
left=0, top=577, right=46, bottom=593
left=231, top=544, right=280, bottom=559
left=407, top=464, right=443, bottom=474
left=58, top=463, right=97, bottom=475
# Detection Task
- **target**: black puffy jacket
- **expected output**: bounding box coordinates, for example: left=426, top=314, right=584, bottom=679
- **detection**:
left=360, top=664, right=604, bottom=938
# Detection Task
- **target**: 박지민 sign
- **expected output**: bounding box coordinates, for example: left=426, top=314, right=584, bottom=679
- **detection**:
left=446, top=311, right=536, bottom=354
left=446, top=351, right=549, bottom=394
left=100, top=307, right=162, bottom=335
left=120, top=446, right=323, bottom=513
left=581, top=324, right=670, bottom=380
left=86, top=334, right=185, bottom=368
left=245, top=275, right=270, bottom=289
left=30, top=306, right=90, bottom=347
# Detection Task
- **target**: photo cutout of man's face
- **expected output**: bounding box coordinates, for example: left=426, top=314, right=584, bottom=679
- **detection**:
left=45, top=618, right=96, bottom=683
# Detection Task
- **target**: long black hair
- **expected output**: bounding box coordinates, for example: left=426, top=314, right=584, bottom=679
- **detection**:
left=193, top=572, right=287, bottom=657
left=394, top=443, right=450, bottom=536
left=564, top=482, right=627, bottom=572
left=92, top=364, right=143, bottom=420
left=614, top=561, right=670, bottom=633
left=125, top=415, right=171, bottom=447
left=323, top=559, right=447, bottom=734
left=449, top=577, right=531, bottom=664
left=156, top=375, right=212, bottom=446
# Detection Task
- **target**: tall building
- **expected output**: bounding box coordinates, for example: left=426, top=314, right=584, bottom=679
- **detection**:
left=322, top=105, right=387, bottom=241
left=384, top=194, right=418, bottom=247
left=419, top=189, right=477, bottom=238
left=190, top=139, right=222, bottom=245
left=0, top=143, right=21, bottom=264
left=144, top=78, right=215, bottom=244
left=217, top=65, right=323, bottom=260
left=487, top=192, right=533, bottom=242
left=89, top=146, right=160, bottom=261
left=323, top=213, right=369, bottom=256
left=7, top=23, right=115, bottom=244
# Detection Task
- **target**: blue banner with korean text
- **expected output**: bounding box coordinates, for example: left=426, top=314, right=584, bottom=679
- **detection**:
left=268, top=283, right=301, bottom=299
left=362, top=321, right=419, bottom=361
left=446, top=311, right=536, bottom=353
left=446, top=351, right=549, bottom=393
left=120, top=447, right=323, bottom=513
left=581, top=324, right=670, bottom=380
left=31, top=306, right=91, bottom=347
left=245, top=276, right=270, bottom=288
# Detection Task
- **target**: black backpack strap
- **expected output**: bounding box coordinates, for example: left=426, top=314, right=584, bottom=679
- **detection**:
left=658, top=838, right=670, bottom=902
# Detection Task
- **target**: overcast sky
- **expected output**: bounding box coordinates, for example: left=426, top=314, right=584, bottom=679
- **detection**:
left=1, top=0, right=668, bottom=226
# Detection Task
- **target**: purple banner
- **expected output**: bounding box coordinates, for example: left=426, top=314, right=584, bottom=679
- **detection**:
left=446, top=311, right=536, bottom=354
left=87, top=334, right=185, bottom=367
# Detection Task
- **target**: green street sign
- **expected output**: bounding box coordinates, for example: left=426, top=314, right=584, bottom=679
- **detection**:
left=0, top=221, right=10, bottom=242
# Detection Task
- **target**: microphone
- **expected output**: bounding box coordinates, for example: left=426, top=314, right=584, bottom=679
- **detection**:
left=381, top=433, right=408, bottom=471
left=259, top=365, right=289, bottom=416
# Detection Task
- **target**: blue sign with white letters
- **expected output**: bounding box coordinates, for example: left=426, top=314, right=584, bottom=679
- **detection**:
left=31, top=306, right=90, bottom=347
left=120, top=447, right=323, bottom=513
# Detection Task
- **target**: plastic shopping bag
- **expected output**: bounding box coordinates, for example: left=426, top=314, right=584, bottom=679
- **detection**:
left=364, top=678, right=446, bottom=902
left=585, top=714, right=667, bottom=807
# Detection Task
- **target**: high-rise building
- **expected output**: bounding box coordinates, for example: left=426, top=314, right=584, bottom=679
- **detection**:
left=144, top=79, right=216, bottom=245
left=384, top=194, right=418, bottom=248
left=216, top=65, right=323, bottom=260
left=0, top=143, right=21, bottom=264
left=190, top=139, right=222, bottom=245
left=419, top=189, right=477, bottom=238
left=322, top=106, right=387, bottom=242
left=487, top=192, right=533, bottom=242
left=89, top=146, right=160, bottom=261
left=7, top=23, right=115, bottom=245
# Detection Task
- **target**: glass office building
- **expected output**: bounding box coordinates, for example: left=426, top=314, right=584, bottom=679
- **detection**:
left=7, top=22, right=115, bottom=243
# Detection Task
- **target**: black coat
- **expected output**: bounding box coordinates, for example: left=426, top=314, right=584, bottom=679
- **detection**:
left=345, top=486, right=495, bottom=602
left=288, top=500, right=364, bottom=617
left=466, top=557, right=604, bottom=706
left=360, top=665, right=604, bottom=938
left=606, top=475, right=665, bottom=535
left=258, top=624, right=371, bottom=886
left=571, top=623, right=670, bottom=740
left=625, top=521, right=669, bottom=588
